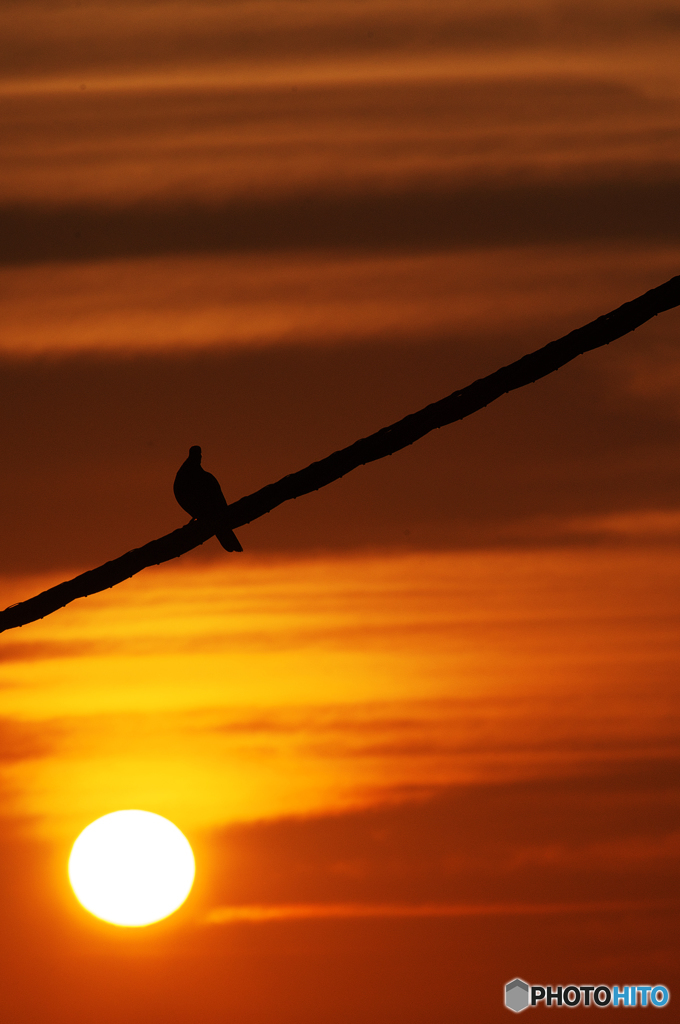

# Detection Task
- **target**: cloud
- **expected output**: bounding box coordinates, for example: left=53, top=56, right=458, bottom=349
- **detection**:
left=2, top=548, right=679, bottom=841
left=2, top=1, right=679, bottom=90
left=2, top=245, right=678, bottom=357
left=3, top=171, right=680, bottom=266
left=2, top=70, right=679, bottom=249
left=204, top=897, right=665, bottom=923
left=0, top=718, right=59, bottom=763
left=201, top=757, right=680, bottom=910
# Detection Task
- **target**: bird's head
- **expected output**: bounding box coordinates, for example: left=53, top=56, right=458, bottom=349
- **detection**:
left=188, top=445, right=202, bottom=462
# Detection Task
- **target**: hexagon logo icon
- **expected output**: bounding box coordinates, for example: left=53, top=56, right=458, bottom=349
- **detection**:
left=505, top=978, right=530, bottom=1013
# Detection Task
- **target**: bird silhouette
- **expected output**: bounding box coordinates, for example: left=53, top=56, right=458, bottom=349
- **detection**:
left=173, top=446, right=243, bottom=552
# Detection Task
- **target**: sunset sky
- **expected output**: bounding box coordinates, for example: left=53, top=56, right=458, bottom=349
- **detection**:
left=1, top=1, right=679, bottom=1020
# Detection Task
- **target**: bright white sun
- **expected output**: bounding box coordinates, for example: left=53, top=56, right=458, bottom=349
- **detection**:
left=68, top=810, right=195, bottom=927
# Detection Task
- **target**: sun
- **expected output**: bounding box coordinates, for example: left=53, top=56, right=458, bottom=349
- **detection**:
left=68, top=810, right=195, bottom=927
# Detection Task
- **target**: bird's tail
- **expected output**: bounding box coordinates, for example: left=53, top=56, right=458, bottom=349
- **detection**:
left=216, top=527, right=243, bottom=553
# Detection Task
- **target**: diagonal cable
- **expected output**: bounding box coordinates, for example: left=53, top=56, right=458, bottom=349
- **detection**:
left=1, top=274, right=679, bottom=633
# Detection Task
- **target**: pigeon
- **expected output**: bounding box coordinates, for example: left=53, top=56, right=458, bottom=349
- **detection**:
left=173, top=446, right=243, bottom=552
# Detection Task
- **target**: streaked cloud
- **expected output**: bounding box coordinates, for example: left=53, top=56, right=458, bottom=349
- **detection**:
left=566, top=509, right=680, bottom=540
left=3, top=74, right=679, bottom=209
left=2, top=548, right=678, bottom=838
left=2, top=245, right=679, bottom=356
left=205, top=898, right=669, bottom=923
left=0, top=718, right=59, bottom=763
left=3, top=1, right=680, bottom=94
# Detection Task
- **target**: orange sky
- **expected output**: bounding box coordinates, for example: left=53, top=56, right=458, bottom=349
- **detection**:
left=1, top=1, right=679, bottom=1021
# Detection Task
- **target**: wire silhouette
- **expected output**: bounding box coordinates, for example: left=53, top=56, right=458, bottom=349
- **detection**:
left=1, top=273, right=679, bottom=634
